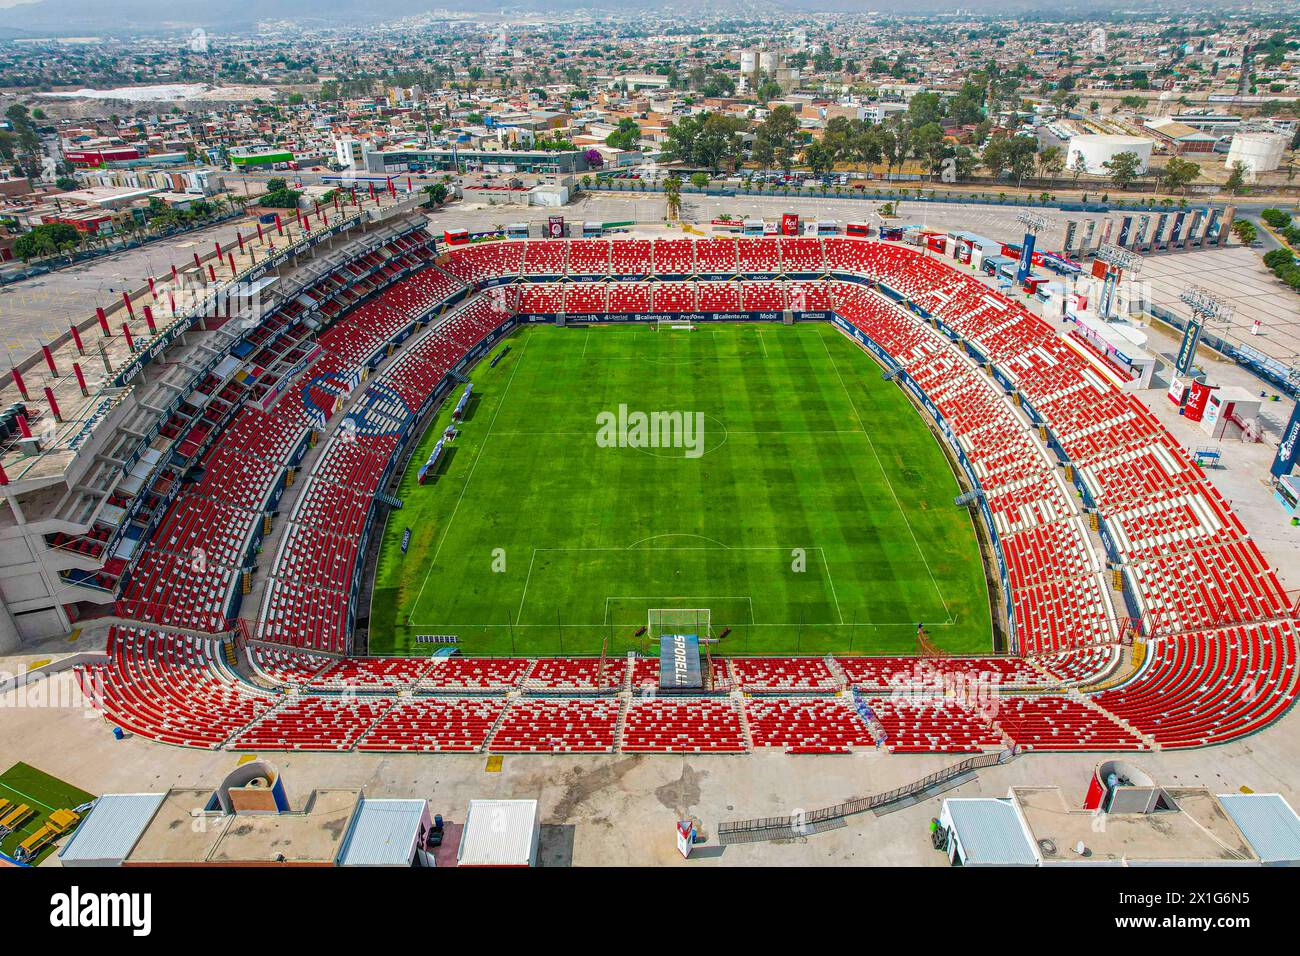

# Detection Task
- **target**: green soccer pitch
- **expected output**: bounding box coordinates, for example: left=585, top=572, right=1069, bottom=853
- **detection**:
left=367, top=320, right=994, bottom=657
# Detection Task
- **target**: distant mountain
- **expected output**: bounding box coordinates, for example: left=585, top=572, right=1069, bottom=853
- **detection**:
left=0, top=0, right=1242, bottom=37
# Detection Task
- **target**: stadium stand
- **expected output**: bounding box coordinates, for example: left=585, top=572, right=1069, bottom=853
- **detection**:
left=418, top=657, right=534, bottom=691
left=729, top=657, right=839, bottom=693
left=566, top=239, right=611, bottom=275
left=489, top=697, right=622, bottom=753
left=745, top=697, right=875, bottom=751
left=358, top=697, right=507, bottom=752
left=621, top=697, right=748, bottom=753
left=89, top=234, right=1296, bottom=756
left=522, top=239, right=569, bottom=275
left=607, top=282, right=654, bottom=313
left=610, top=238, right=653, bottom=275
left=694, top=237, right=739, bottom=273
left=232, top=695, right=395, bottom=751
left=523, top=657, right=628, bottom=692
left=862, top=695, right=1005, bottom=753
left=653, top=238, right=695, bottom=274
left=82, top=627, right=279, bottom=749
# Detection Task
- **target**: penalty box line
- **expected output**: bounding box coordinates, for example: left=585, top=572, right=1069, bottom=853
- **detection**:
left=413, top=544, right=952, bottom=629
left=519, top=544, right=840, bottom=626
left=604, top=596, right=755, bottom=631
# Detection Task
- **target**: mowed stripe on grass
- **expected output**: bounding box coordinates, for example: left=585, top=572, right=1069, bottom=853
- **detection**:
left=368, top=321, right=991, bottom=656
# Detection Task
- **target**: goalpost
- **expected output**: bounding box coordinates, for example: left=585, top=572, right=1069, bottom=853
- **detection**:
left=648, top=608, right=718, bottom=689
left=655, top=316, right=696, bottom=331
left=648, top=608, right=712, bottom=642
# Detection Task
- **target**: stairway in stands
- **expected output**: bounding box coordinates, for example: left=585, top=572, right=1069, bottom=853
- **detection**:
left=1073, top=689, right=1160, bottom=751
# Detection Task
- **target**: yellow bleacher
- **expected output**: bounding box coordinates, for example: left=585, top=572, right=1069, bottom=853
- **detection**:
left=0, top=802, right=33, bottom=835
left=15, top=808, right=80, bottom=863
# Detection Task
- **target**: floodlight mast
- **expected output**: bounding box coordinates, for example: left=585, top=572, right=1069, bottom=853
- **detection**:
left=1179, top=285, right=1234, bottom=325
left=1094, top=242, right=1143, bottom=319
left=1016, top=211, right=1050, bottom=234
left=1012, top=211, right=1053, bottom=286
left=1173, top=285, right=1235, bottom=375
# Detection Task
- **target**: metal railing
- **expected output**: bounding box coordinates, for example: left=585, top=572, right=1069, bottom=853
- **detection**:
left=717, top=748, right=1016, bottom=843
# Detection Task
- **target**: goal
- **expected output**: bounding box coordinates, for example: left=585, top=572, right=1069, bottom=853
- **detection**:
left=656, top=316, right=695, bottom=331
left=648, top=608, right=711, bottom=641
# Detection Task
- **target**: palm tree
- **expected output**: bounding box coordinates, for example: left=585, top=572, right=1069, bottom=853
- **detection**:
left=664, top=176, right=683, bottom=221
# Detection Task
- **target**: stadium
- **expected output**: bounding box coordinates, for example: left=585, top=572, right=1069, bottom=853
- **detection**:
left=1, top=195, right=1293, bottom=774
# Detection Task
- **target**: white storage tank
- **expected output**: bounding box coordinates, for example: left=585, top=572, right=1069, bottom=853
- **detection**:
left=1065, top=134, right=1154, bottom=175
left=1226, top=132, right=1286, bottom=180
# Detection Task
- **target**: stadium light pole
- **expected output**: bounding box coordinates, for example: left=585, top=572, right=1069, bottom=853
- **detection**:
left=1014, top=211, right=1052, bottom=286
left=1094, top=242, right=1143, bottom=320
left=1174, top=285, right=1235, bottom=376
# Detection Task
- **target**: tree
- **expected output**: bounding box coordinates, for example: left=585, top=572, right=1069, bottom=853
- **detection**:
left=906, top=91, right=945, bottom=129
left=1232, top=219, right=1257, bottom=244
left=1069, top=151, right=1089, bottom=185
left=880, top=125, right=910, bottom=181
left=1007, top=137, right=1038, bottom=187
left=948, top=81, right=985, bottom=126
left=257, top=186, right=303, bottom=209
left=753, top=105, right=800, bottom=173
left=421, top=182, right=449, bottom=206
left=689, top=172, right=710, bottom=189
left=663, top=175, right=683, bottom=221
left=755, top=78, right=782, bottom=102
left=981, top=134, right=1037, bottom=185
left=1036, top=145, right=1064, bottom=181
left=605, top=118, right=641, bottom=152
left=55, top=176, right=79, bottom=191
left=13, top=221, right=80, bottom=262
left=660, top=112, right=744, bottom=170
left=1161, top=155, right=1201, bottom=194
left=908, top=122, right=947, bottom=179
left=803, top=140, right=835, bottom=176
left=1225, top=161, right=1248, bottom=195
left=1102, top=150, right=1142, bottom=190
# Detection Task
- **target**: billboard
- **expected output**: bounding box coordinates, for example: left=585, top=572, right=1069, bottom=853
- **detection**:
left=1183, top=380, right=1215, bottom=422
left=1015, top=231, right=1036, bottom=283
left=1175, top=319, right=1203, bottom=375
left=1272, top=402, right=1300, bottom=478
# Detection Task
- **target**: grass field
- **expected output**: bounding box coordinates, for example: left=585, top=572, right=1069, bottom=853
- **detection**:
left=0, top=762, right=94, bottom=865
left=368, top=321, right=992, bottom=657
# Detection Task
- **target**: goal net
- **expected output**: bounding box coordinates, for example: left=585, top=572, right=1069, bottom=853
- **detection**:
left=656, top=315, right=695, bottom=331
left=648, top=608, right=711, bottom=642
left=647, top=608, right=713, bottom=692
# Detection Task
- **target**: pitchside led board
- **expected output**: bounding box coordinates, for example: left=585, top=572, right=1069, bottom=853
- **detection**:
left=659, top=634, right=703, bottom=691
